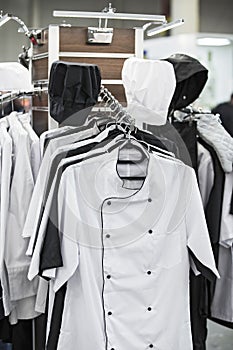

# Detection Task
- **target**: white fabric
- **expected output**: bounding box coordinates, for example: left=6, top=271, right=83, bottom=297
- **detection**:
left=23, top=124, right=99, bottom=241
left=19, top=113, right=41, bottom=181
left=4, top=112, right=39, bottom=320
left=0, top=119, right=12, bottom=316
left=0, top=62, right=32, bottom=91
left=53, top=148, right=218, bottom=350
left=122, top=57, right=176, bottom=126
left=39, top=126, right=75, bottom=157
left=219, top=172, right=233, bottom=247
left=27, top=130, right=125, bottom=280
left=197, top=114, right=233, bottom=173
left=197, top=142, right=214, bottom=208
left=211, top=245, right=233, bottom=322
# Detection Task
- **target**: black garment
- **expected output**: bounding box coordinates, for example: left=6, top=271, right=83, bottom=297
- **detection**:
left=162, top=54, right=208, bottom=115
left=0, top=318, right=33, bottom=350
left=49, top=61, right=101, bottom=124
left=46, top=284, right=67, bottom=350
left=198, top=138, right=225, bottom=248
left=146, top=120, right=195, bottom=168
left=172, top=121, right=198, bottom=173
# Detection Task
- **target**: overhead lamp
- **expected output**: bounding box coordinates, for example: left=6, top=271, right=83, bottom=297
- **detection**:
left=147, top=18, right=184, bottom=37
left=197, top=37, right=231, bottom=46
left=0, top=10, right=39, bottom=45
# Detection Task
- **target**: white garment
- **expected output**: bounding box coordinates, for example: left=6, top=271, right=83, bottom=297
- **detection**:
left=0, top=62, right=32, bottom=91
left=0, top=119, right=12, bottom=317
left=197, top=114, right=233, bottom=173
left=122, top=57, right=176, bottom=126
left=53, top=148, right=218, bottom=350
left=211, top=245, right=233, bottom=322
left=39, top=126, right=75, bottom=156
left=19, top=113, right=41, bottom=181
left=197, top=142, right=214, bottom=208
left=219, top=171, right=233, bottom=248
left=23, top=124, right=100, bottom=241
left=4, top=112, right=39, bottom=322
left=27, top=131, right=129, bottom=281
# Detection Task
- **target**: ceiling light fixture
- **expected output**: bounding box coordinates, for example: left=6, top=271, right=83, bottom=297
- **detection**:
left=197, top=37, right=231, bottom=46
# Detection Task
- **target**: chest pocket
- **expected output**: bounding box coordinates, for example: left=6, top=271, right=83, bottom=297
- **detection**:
left=152, top=231, right=182, bottom=269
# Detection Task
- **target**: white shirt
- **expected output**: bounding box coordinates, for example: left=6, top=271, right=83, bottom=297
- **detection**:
left=19, top=113, right=41, bottom=181
left=219, top=171, right=233, bottom=248
left=39, top=126, right=75, bottom=156
left=0, top=119, right=12, bottom=316
left=4, top=112, right=39, bottom=322
left=197, top=142, right=214, bottom=208
left=53, top=147, right=219, bottom=350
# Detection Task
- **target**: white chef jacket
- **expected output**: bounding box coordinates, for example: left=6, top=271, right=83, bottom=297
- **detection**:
left=4, top=112, right=39, bottom=322
left=53, top=147, right=219, bottom=350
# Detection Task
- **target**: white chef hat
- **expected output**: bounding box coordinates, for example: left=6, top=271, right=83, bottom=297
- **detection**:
left=122, top=57, right=176, bottom=125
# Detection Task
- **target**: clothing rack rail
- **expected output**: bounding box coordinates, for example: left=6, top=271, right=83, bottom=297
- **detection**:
left=99, top=85, right=135, bottom=129
left=0, top=87, right=48, bottom=105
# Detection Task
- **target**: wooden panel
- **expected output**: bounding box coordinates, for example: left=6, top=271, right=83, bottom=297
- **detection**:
left=59, top=56, right=124, bottom=80
left=32, top=58, right=48, bottom=81
left=32, top=111, right=48, bottom=136
left=104, top=84, right=126, bottom=104
left=60, top=27, right=135, bottom=53
left=33, top=28, right=49, bottom=55
left=32, top=92, right=48, bottom=107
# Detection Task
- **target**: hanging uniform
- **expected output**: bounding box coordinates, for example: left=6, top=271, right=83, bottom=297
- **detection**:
left=48, top=147, right=219, bottom=350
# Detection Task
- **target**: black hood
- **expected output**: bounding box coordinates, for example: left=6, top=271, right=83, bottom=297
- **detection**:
left=163, top=53, right=208, bottom=113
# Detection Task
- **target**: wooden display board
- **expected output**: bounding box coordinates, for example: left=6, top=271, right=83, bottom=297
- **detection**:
left=31, top=25, right=144, bottom=134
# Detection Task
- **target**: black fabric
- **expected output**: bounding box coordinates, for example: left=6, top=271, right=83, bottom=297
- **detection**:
left=189, top=249, right=217, bottom=283
left=147, top=121, right=196, bottom=168
left=198, top=138, right=225, bottom=247
left=0, top=318, right=33, bottom=350
left=34, top=313, right=47, bottom=350
left=190, top=272, right=208, bottom=350
left=48, top=61, right=101, bottom=123
left=0, top=283, right=5, bottom=320
left=163, top=54, right=208, bottom=114
left=46, top=284, right=67, bottom=350
left=172, top=121, right=198, bottom=173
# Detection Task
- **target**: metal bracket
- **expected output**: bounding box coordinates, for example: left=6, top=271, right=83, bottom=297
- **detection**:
left=87, top=27, right=113, bottom=44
